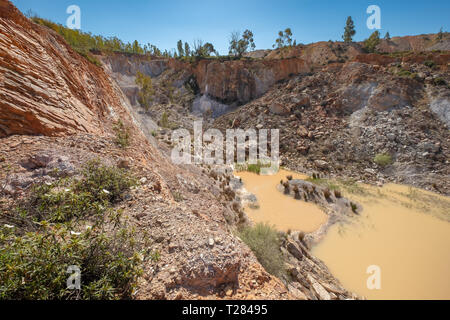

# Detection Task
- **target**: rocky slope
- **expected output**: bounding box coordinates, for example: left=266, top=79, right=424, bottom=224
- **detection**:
left=213, top=53, right=450, bottom=195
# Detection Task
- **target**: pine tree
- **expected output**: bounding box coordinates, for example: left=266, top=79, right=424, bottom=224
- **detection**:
left=364, top=31, right=381, bottom=53
left=437, top=27, right=444, bottom=41
left=184, top=42, right=191, bottom=57
left=342, top=16, right=356, bottom=43
left=177, top=40, right=184, bottom=57
left=384, top=32, right=391, bottom=40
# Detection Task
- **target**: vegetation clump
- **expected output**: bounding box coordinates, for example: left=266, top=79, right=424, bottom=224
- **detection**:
left=424, top=60, right=436, bottom=68
left=113, top=120, right=130, bottom=148
left=135, top=72, right=155, bottom=111
left=374, top=153, right=393, bottom=167
left=364, top=31, right=380, bottom=53
left=342, top=16, right=356, bottom=43
left=30, top=15, right=165, bottom=64
left=229, top=30, right=256, bottom=57
left=17, top=159, right=136, bottom=224
left=433, top=77, right=447, bottom=86
left=159, top=112, right=170, bottom=128
left=238, top=223, right=286, bottom=278
left=0, top=160, right=153, bottom=300
left=235, top=162, right=272, bottom=175
left=397, top=69, right=413, bottom=78
left=273, top=28, right=295, bottom=49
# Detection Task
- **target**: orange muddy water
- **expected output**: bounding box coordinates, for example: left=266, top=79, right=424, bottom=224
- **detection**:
left=238, top=171, right=450, bottom=300
left=237, top=169, right=328, bottom=233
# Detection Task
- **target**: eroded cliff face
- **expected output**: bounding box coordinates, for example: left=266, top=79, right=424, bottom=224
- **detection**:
left=189, top=58, right=310, bottom=105
left=99, top=33, right=450, bottom=121
left=0, top=1, right=135, bottom=137
left=100, top=52, right=311, bottom=117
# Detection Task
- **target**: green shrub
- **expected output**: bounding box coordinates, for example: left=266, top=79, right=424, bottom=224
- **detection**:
left=26, top=183, right=106, bottom=223
left=31, top=16, right=160, bottom=58
left=0, top=160, right=153, bottom=300
left=374, top=153, right=393, bottom=167
left=135, top=72, right=155, bottom=111
left=397, top=69, right=412, bottom=78
left=76, top=159, right=137, bottom=203
left=305, top=177, right=340, bottom=191
left=160, top=112, right=170, bottom=128
left=235, top=162, right=272, bottom=175
left=17, top=160, right=136, bottom=224
left=364, top=31, right=380, bottom=53
left=433, top=77, right=447, bottom=86
left=350, top=202, right=358, bottom=214
left=0, top=220, right=150, bottom=300
left=74, top=48, right=102, bottom=67
left=424, top=60, right=436, bottom=68
left=113, top=120, right=130, bottom=148
left=239, top=223, right=286, bottom=278
left=172, top=191, right=184, bottom=202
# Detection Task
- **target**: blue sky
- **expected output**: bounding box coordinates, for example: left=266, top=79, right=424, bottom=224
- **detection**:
left=11, top=0, right=450, bottom=55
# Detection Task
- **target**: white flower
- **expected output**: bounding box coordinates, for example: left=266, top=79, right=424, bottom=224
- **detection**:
left=102, top=189, right=110, bottom=194
left=70, top=231, right=81, bottom=236
left=4, top=224, right=14, bottom=229
left=85, top=225, right=92, bottom=230
left=64, top=188, right=71, bottom=192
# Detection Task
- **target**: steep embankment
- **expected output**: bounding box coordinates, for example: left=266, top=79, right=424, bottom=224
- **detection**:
left=99, top=52, right=310, bottom=119
left=0, top=1, right=130, bottom=137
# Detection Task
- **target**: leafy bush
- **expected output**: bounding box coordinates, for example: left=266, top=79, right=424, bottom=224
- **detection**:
left=397, top=69, right=412, bottom=78
left=364, top=31, right=380, bottom=53
left=305, top=177, right=340, bottom=191
left=17, top=160, right=136, bottom=224
left=113, top=120, right=130, bottom=148
left=0, top=160, right=152, bottom=300
left=159, top=112, right=170, bottom=128
left=31, top=16, right=160, bottom=58
left=25, top=183, right=105, bottom=223
left=433, top=77, right=447, bottom=86
left=76, top=159, right=137, bottom=203
left=0, top=219, right=149, bottom=300
left=135, top=72, right=155, bottom=111
left=235, top=162, right=272, bottom=175
left=239, top=223, right=286, bottom=278
left=374, top=153, right=393, bottom=167
left=424, top=60, right=436, bottom=68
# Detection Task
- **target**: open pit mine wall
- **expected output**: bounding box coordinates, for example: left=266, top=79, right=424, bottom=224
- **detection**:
left=99, top=52, right=311, bottom=116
